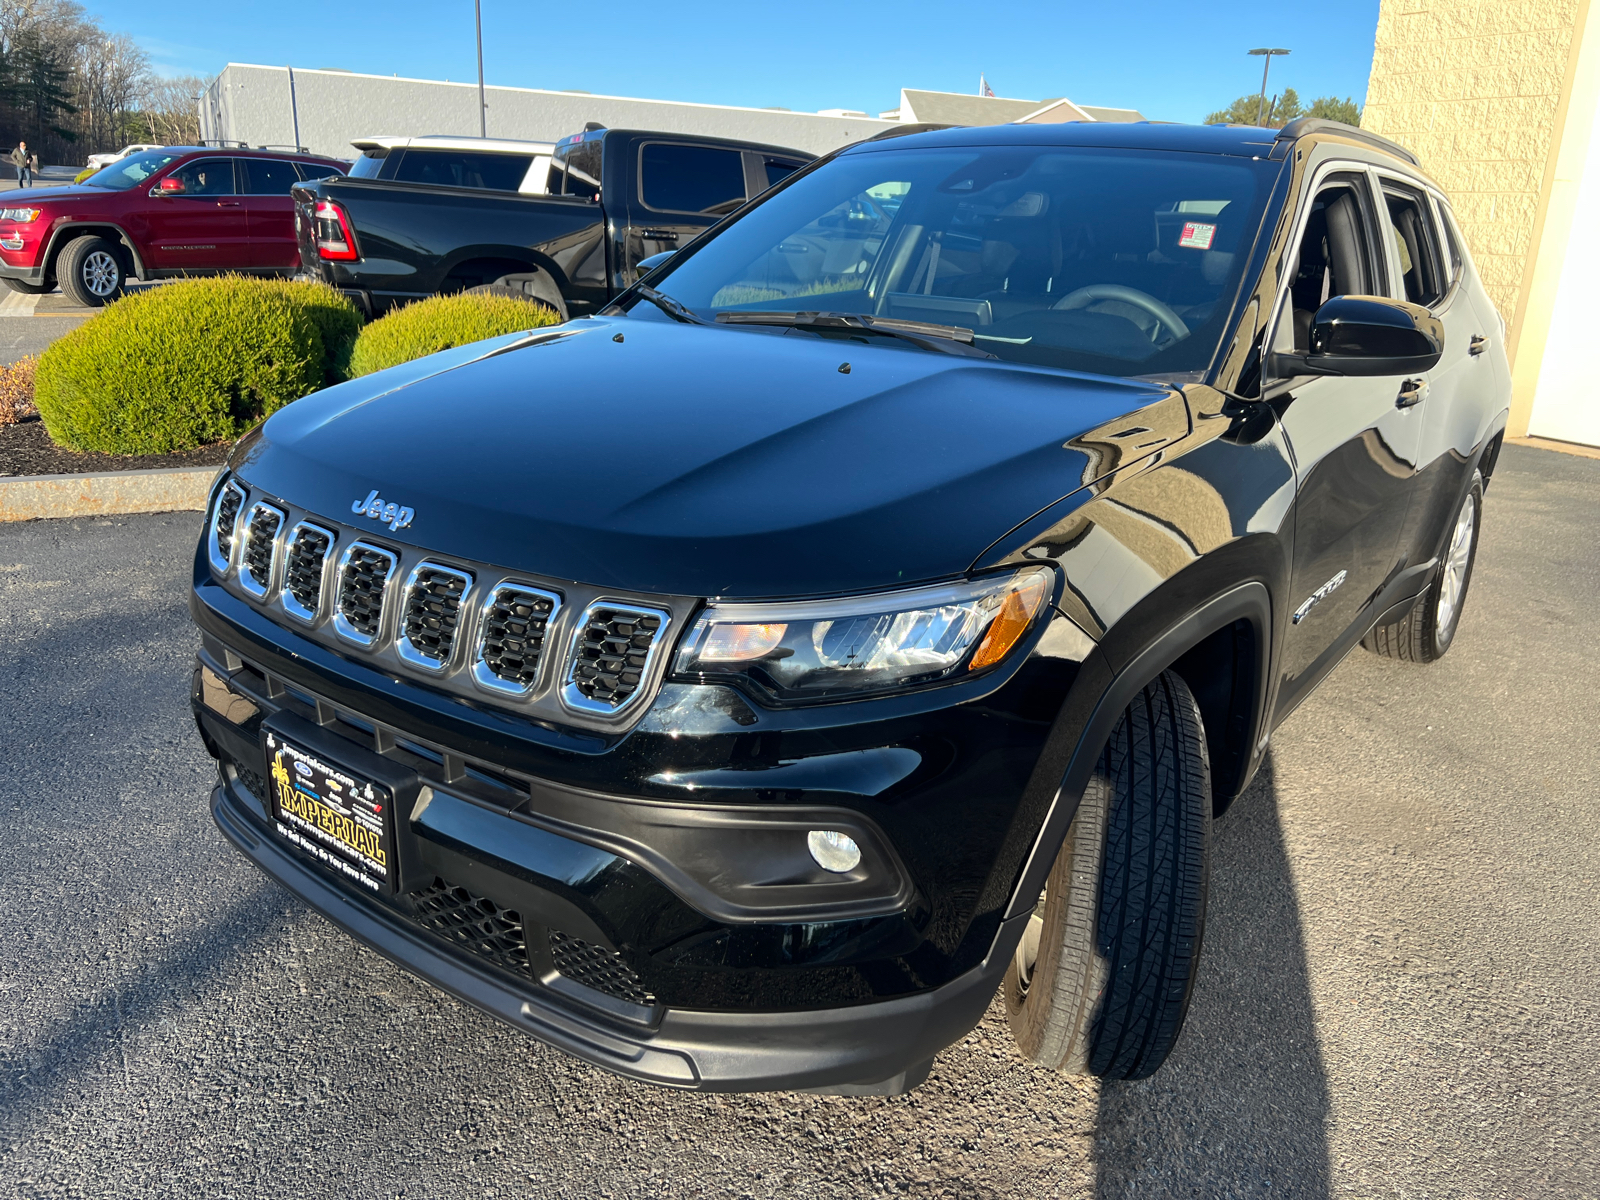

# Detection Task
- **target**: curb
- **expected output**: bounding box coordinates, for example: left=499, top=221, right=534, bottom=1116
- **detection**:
left=1506, top=434, right=1600, bottom=461
left=0, top=465, right=219, bottom=522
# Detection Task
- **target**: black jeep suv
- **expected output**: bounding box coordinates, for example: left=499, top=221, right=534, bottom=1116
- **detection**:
left=190, top=117, right=1509, bottom=1093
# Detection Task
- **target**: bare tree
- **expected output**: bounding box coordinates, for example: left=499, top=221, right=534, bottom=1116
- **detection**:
left=141, top=74, right=209, bottom=146
left=77, top=32, right=147, bottom=149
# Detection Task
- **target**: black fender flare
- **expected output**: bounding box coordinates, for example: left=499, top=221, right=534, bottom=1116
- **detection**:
left=43, top=221, right=147, bottom=281
left=440, top=246, right=573, bottom=297
left=999, top=580, right=1274, bottom=925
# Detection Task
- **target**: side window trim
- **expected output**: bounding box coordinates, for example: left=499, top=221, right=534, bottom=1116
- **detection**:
left=1371, top=167, right=1446, bottom=309
left=1263, top=159, right=1388, bottom=376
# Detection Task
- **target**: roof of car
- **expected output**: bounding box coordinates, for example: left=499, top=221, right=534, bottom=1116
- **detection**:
left=846, top=118, right=1418, bottom=168
left=156, top=145, right=348, bottom=161
left=350, top=135, right=556, bottom=155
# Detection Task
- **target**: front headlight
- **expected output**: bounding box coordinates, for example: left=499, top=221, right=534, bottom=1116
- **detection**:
left=0, top=208, right=40, bottom=222
left=672, top=568, right=1053, bottom=703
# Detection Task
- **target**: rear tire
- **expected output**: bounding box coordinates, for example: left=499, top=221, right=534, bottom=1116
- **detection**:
left=1362, top=472, right=1482, bottom=662
left=1005, top=670, right=1211, bottom=1080
left=57, top=236, right=126, bottom=307
left=2, top=277, right=50, bottom=295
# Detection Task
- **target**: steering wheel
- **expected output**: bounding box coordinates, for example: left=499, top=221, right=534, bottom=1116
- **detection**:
left=1052, top=284, right=1190, bottom=345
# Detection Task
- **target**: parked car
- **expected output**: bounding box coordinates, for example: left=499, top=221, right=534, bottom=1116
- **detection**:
left=291, top=127, right=812, bottom=316
left=190, top=117, right=1509, bottom=1094
left=0, top=145, right=348, bottom=306
left=84, top=142, right=163, bottom=171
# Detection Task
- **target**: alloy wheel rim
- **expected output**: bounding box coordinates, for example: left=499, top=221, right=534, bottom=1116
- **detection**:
left=1435, top=493, right=1476, bottom=635
left=83, top=251, right=119, bottom=297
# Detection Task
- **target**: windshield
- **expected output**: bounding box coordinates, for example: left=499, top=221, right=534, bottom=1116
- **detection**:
left=83, top=148, right=186, bottom=190
left=649, top=144, right=1276, bottom=375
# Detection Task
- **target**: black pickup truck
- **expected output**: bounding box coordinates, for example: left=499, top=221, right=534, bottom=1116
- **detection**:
left=291, top=127, right=811, bottom=317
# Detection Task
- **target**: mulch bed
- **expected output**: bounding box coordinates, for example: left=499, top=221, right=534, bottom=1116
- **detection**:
left=0, top=415, right=231, bottom=478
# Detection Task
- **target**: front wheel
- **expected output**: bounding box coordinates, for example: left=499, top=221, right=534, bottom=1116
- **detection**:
left=1362, top=471, right=1483, bottom=662
left=1005, top=670, right=1211, bottom=1080
left=57, top=236, right=126, bottom=307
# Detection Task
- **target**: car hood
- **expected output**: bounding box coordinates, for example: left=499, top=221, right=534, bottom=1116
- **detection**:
left=0, top=184, right=98, bottom=204
left=235, top=316, right=1178, bottom=599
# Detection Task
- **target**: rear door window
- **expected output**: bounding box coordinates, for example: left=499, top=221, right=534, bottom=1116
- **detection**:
left=1380, top=181, right=1446, bottom=307
left=640, top=143, right=748, bottom=214
left=764, top=158, right=804, bottom=188
left=241, top=157, right=301, bottom=194
left=295, top=161, right=345, bottom=182
left=392, top=150, right=533, bottom=191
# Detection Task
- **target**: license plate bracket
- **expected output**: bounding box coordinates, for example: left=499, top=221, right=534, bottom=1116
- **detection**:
left=264, top=728, right=397, bottom=895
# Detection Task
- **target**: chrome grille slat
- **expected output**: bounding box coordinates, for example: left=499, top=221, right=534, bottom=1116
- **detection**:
left=398, top=563, right=474, bottom=670
left=332, top=541, right=398, bottom=646
left=207, top=480, right=246, bottom=574
left=473, top=584, right=562, bottom=695
left=281, top=522, right=335, bottom=623
left=563, top=602, right=669, bottom=715
left=238, top=503, right=285, bottom=599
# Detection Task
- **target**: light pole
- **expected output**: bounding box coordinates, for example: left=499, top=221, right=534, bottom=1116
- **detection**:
left=1248, top=48, right=1291, bottom=125
left=475, top=0, right=487, bottom=137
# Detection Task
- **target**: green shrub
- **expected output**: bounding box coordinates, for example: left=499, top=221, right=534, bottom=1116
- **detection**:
left=34, top=277, right=361, bottom=454
left=349, top=291, right=560, bottom=378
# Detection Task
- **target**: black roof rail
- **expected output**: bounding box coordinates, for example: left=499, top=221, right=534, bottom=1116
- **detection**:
left=1274, top=117, right=1419, bottom=167
left=865, top=122, right=958, bottom=142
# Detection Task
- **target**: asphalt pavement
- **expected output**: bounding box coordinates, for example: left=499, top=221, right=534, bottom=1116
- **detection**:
left=0, top=445, right=1595, bottom=1199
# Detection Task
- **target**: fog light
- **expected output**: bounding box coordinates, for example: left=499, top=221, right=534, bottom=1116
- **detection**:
left=807, top=829, right=862, bottom=873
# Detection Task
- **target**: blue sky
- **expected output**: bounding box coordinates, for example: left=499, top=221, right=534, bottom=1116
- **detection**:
left=89, top=0, right=1381, bottom=125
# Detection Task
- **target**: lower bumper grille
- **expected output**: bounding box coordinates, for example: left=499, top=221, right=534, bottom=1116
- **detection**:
left=549, top=930, right=657, bottom=1006
left=409, top=877, right=530, bottom=976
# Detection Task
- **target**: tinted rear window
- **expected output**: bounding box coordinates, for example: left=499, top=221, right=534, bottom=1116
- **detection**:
left=765, top=159, right=803, bottom=189
left=348, top=150, right=387, bottom=179
left=392, top=149, right=532, bottom=191
left=241, top=158, right=301, bottom=194
left=641, top=143, right=747, bottom=214
left=296, top=161, right=345, bottom=181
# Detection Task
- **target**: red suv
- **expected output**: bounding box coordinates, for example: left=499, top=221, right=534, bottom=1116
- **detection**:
left=0, top=146, right=349, bottom=306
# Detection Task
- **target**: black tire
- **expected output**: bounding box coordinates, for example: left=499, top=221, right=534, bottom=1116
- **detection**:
left=1005, top=670, right=1211, bottom=1080
left=57, top=235, right=126, bottom=307
left=2, top=277, right=50, bottom=295
left=1362, top=471, right=1482, bottom=663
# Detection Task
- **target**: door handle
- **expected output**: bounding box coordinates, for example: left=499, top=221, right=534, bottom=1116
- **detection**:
left=216, top=200, right=242, bottom=207
left=1396, top=378, right=1428, bottom=409
left=1469, top=335, right=1487, bottom=356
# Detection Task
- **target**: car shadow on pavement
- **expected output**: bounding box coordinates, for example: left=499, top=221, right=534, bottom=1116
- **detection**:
left=1092, top=753, right=1333, bottom=1198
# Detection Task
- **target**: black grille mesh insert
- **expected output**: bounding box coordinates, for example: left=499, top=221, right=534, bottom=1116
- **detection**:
left=215, top=485, right=243, bottom=560
left=570, top=608, right=663, bottom=708
left=337, top=545, right=395, bottom=639
left=242, top=507, right=282, bottom=589
left=479, top=587, right=556, bottom=686
left=284, top=527, right=332, bottom=615
left=549, top=930, right=656, bottom=1005
left=409, top=878, right=529, bottom=976
left=402, top=567, right=470, bottom=663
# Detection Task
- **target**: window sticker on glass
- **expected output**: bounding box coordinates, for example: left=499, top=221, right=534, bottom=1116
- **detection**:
left=1179, top=222, right=1217, bottom=250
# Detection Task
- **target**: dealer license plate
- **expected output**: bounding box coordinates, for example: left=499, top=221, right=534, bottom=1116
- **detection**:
left=264, top=730, right=395, bottom=894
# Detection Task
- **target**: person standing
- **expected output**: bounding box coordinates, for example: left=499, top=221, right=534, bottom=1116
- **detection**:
left=9, top=141, right=31, bottom=187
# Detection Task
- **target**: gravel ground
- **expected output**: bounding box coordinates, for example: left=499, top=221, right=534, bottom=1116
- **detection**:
left=0, top=444, right=1595, bottom=1198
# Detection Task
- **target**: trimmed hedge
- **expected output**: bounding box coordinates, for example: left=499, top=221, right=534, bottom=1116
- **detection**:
left=35, top=277, right=361, bottom=454
left=349, top=291, right=560, bottom=378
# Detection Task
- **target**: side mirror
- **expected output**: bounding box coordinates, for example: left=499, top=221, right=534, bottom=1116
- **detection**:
left=1269, top=295, right=1444, bottom=378
left=151, top=177, right=185, bottom=197
left=636, top=250, right=676, bottom=276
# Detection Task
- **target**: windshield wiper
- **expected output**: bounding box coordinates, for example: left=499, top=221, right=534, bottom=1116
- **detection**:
left=633, top=285, right=711, bottom=325
left=715, top=310, right=997, bottom=358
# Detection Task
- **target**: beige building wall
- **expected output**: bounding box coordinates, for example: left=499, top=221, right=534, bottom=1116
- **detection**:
left=1365, top=0, right=1600, bottom=443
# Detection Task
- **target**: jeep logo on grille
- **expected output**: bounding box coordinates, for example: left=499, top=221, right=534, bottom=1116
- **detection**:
left=351, top=489, right=415, bottom=532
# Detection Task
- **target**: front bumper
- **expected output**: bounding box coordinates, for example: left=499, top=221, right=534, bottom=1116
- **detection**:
left=212, top=768, right=1019, bottom=1092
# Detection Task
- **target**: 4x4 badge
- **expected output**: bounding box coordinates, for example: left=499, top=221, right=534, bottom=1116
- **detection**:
left=1292, top=569, right=1347, bottom=624
left=352, top=489, right=415, bottom=532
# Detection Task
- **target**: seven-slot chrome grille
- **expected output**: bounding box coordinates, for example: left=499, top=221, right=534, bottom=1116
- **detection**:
left=206, top=479, right=682, bottom=727
left=398, top=564, right=473, bottom=670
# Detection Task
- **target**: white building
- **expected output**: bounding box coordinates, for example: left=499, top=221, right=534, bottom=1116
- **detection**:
left=199, top=66, right=1144, bottom=162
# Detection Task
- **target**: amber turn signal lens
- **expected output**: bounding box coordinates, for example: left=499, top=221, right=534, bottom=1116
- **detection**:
left=968, top=574, right=1050, bottom=671
left=699, top=622, right=789, bottom=662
